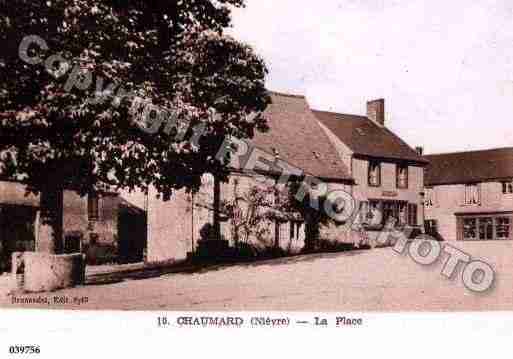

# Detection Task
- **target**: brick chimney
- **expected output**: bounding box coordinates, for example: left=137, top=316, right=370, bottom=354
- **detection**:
left=367, top=99, right=385, bottom=126
left=415, top=146, right=424, bottom=156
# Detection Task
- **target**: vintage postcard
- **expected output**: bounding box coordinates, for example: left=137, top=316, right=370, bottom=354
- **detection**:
left=0, top=0, right=512, bottom=356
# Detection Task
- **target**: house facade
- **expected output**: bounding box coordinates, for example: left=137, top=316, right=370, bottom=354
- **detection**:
left=142, top=95, right=428, bottom=263
left=1, top=94, right=430, bottom=268
left=424, top=148, right=513, bottom=241
left=314, top=99, right=428, bottom=240
left=0, top=180, right=146, bottom=271
left=142, top=92, right=355, bottom=264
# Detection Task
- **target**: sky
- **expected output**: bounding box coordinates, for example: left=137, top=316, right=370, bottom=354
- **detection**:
left=229, top=0, right=513, bottom=154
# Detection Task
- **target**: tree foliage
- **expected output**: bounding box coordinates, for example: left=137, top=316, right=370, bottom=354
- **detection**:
left=0, top=0, right=271, bottom=198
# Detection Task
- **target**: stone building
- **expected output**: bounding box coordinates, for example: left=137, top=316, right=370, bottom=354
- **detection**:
left=424, top=147, right=513, bottom=241
left=142, top=92, right=355, bottom=263
left=0, top=180, right=146, bottom=271
left=142, top=94, right=428, bottom=263
left=314, top=99, right=428, bottom=240
left=0, top=94, right=429, bottom=268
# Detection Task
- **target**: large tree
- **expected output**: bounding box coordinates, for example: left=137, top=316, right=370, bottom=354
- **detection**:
left=0, top=0, right=270, bottom=253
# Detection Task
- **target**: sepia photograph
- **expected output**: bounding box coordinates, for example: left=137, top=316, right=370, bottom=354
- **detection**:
left=0, top=0, right=512, bottom=322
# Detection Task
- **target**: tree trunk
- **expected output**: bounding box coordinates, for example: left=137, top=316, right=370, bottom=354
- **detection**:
left=36, top=188, right=64, bottom=254
left=304, top=212, right=320, bottom=252
left=212, top=175, right=221, bottom=241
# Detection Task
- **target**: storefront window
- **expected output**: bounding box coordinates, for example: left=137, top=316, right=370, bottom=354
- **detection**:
left=463, top=218, right=477, bottom=240
left=408, top=203, right=418, bottom=226
left=398, top=202, right=407, bottom=225
left=478, top=217, right=493, bottom=240
left=496, top=217, right=511, bottom=239
left=461, top=216, right=512, bottom=241
left=367, top=200, right=383, bottom=227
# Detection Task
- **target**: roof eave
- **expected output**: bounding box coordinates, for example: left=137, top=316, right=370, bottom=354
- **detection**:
left=353, top=153, right=429, bottom=166
left=426, top=176, right=513, bottom=187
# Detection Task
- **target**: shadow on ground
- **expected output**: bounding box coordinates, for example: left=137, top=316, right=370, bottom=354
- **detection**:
left=86, top=248, right=369, bottom=287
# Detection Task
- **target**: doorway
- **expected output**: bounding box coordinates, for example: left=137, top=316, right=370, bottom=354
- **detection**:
left=0, top=205, right=36, bottom=272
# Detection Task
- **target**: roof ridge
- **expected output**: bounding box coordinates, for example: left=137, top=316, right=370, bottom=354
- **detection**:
left=314, top=109, right=427, bottom=164
left=312, top=109, right=369, bottom=119
left=425, top=146, right=513, bottom=157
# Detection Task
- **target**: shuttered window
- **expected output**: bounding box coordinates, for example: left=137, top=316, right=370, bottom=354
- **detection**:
left=368, top=161, right=381, bottom=187
left=502, top=181, right=513, bottom=194
left=396, top=165, right=409, bottom=189
left=464, top=184, right=481, bottom=205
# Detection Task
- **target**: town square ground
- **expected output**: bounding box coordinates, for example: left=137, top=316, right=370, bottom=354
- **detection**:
left=1, top=241, right=512, bottom=311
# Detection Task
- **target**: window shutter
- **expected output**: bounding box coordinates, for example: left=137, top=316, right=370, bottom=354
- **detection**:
left=456, top=217, right=463, bottom=241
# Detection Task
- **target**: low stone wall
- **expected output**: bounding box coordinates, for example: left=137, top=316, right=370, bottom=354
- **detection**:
left=12, top=252, right=85, bottom=293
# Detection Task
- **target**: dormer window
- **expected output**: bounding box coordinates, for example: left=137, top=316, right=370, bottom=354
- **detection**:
left=502, top=181, right=513, bottom=194
left=368, top=161, right=381, bottom=187
left=396, top=164, right=409, bottom=189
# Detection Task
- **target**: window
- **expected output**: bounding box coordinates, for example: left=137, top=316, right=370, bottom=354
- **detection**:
left=425, top=220, right=438, bottom=236
left=382, top=202, right=397, bottom=227
left=368, top=200, right=383, bottom=226
left=502, top=181, right=513, bottom=194
left=398, top=202, right=407, bottom=226
left=368, top=161, right=381, bottom=187
left=407, top=203, right=418, bottom=226
left=464, top=184, right=481, bottom=205
left=356, top=200, right=382, bottom=228
left=424, top=188, right=435, bottom=207
left=396, top=164, right=409, bottom=189
left=496, top=217, right=511, bottom=239
left=359, top=200, right=417, bottom=228
left=463, top=218, right=477, bottom=240
left=355, top=201, right=377, bottom=228
left=88, top=192, right=100, bottom=221
left=358, top=201, right=370, bottom=224
left=461, top=216, right=512, bottom=241
left=478, top=217, right=494, bottom=240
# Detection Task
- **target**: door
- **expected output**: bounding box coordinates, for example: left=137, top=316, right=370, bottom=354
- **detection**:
left=0, top=205, right=36, bottom=272
left=118, top=207, right=147, bottom=263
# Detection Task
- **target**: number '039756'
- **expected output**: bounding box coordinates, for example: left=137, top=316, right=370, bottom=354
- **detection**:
left=8, top=345, right=41, bottom=355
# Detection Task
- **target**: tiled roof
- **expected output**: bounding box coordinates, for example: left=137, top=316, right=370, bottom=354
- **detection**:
left=425, top=147, right=513, bottom=186
left=313, top=110, right=427, bottom=164
left=248, top=92, right=353, bottom=181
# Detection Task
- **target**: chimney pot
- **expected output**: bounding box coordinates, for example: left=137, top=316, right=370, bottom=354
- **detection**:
left=367, top=99, right=385, bottom=126
left=415, top=146, right=424, bottom=156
